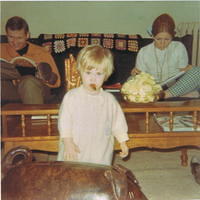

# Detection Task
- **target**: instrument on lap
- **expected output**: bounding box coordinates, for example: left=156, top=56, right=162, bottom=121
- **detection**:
left=11, top=56, right=37, bottom=68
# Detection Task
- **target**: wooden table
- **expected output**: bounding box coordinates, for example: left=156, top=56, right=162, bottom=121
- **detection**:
left=1, top=98, right=200, bottom=166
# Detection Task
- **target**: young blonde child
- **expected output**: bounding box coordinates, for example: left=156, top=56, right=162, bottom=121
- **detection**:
left=57, top=44, right=129, bottom=165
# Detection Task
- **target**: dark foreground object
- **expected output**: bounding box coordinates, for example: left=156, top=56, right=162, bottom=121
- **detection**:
left=2, top=146, right=148, bottom=200
left=191, top=156, right=200, bottom=185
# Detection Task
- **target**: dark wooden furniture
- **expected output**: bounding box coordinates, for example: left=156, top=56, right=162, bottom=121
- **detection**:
left=1, top=99, right=200, bottom=166
left=2, top=147, right=148, bottom=200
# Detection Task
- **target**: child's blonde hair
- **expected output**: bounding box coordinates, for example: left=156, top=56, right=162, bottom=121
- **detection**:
left=77, top=44, right=114, bottom=80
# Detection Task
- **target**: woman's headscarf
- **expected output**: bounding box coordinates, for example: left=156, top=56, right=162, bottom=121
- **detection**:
left=152, top=13, right=176, bottom=37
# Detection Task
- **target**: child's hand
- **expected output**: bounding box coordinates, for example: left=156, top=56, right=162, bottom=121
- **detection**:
left=63, top=137, right=80, bottom=161
left=119, top=141, right=129, bottom=158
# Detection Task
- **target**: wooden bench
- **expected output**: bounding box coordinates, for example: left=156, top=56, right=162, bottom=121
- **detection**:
left=1, top=99, right=200, bottom=166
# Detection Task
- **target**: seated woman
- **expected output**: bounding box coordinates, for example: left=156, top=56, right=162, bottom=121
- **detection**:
left=132, top=13, right=190, bottom=85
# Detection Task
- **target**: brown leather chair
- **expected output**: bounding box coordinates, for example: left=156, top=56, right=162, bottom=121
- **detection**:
left=2, top=146, right=148, bottom=200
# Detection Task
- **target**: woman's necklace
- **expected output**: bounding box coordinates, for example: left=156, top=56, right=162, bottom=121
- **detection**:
left=154, top=45, right=168, bottom=83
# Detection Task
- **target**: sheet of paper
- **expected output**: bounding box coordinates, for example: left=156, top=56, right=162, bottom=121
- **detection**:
left=154, top=114, right=200, bottom=132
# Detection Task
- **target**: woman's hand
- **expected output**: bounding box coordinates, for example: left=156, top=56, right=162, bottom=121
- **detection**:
left=156, top=90, right=166, bottom=101
left=119, top=141, right=129, bottom=158
left=180, top=64, right=193, bottom=72
left=131, top=68, right=141, bottom=76
left=63, top=137, right=80, bottom=161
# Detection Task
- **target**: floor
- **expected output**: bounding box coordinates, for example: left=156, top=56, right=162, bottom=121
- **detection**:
left=113, top=148, right=200, bottom=200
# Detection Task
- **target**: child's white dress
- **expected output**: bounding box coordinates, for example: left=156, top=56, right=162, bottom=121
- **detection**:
left=57, top=85, right=129, bottom=165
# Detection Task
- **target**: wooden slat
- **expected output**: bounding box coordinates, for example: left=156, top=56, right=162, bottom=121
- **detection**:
left=1, top=104, right=59, bottom=115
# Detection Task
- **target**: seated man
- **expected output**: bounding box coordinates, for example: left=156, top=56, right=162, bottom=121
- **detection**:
left=1, top=16, right=61, bottom=104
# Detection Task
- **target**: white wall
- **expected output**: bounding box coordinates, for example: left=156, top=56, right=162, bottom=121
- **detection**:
left=1, top=1, right=200, bottom=38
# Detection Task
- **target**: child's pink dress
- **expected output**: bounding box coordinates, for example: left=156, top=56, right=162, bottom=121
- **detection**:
left=57, top=85, right=129, bottom=165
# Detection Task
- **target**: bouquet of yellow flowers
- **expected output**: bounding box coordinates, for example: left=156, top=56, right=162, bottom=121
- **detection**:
left=121, top=72, right=162, bottom=103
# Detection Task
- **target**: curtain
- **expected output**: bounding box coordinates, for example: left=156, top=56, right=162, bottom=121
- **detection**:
left=176, top=22, right=200, bottom=66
